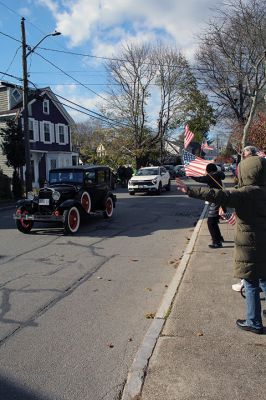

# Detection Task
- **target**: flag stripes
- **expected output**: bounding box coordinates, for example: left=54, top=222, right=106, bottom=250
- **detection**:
left=184, top=124, right=194, bottom=149
left=182, top=149, right=210, bottom=177
left=219, top=207, right=236, bottom=225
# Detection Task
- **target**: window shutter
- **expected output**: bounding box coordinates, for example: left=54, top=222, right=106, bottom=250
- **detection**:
left=64, top=125, right=69, bottom=144
left=50, top=123, right=55, bottom=143
left=34, top=120, right=39, bottom=141
left=55, top=124, right=59, bottom=143
left=40, top=121, right=44, bottom=142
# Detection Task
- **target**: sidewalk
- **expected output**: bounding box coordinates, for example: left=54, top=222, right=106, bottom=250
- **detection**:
left=123, top=213, right=266, bottom=399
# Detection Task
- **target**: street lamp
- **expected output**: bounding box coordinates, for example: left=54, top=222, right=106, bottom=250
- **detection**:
left=21, top=17, right=61, bottom=194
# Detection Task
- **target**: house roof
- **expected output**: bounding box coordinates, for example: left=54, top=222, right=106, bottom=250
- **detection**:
left=0, top=81, right=75, bottom=125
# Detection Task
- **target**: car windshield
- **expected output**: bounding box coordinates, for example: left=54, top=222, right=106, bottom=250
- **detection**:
left=136, top=168, right=159, bottom=176
left=49, top=170, right=84, bottom=184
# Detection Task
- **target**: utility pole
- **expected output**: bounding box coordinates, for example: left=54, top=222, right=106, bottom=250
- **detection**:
left=21, top=17, right=32, bottom=194
left=20, top=18, right=61, bottom=194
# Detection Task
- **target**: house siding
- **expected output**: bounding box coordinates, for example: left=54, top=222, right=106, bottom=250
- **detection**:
left=0, top=88, right=8, bottom=112
left=28, top=95, right=71, bottom=152
left=0, top=83, right=77, bottom=188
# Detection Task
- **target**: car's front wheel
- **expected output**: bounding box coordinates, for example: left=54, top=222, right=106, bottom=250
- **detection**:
left=166, top=179, right=171, bottom=191
left=16, top=210, right=34, bottom=233
left=103, top=196, right=114, bottom=218
left=129, top=191, right=135, bottom=195
left=64, top=206, right=80, bottom=234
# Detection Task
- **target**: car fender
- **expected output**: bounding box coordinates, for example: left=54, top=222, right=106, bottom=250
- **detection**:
left=16, top=199, right=33, bottom=211
left=58, top=199, right=81, bottom=211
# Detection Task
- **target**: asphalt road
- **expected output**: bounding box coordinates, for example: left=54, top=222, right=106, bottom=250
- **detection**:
left=0, top=182, right=203, bottom=400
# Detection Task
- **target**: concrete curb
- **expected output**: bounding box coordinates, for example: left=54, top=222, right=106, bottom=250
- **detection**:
left=121, top=203, right=208, bottom=400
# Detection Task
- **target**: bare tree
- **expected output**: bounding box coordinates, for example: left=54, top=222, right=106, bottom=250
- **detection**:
left=105, top=43, right=156, bottom=166
left=150, top=46, right=191, bottom=141
left=105, top=43, right=214, bottom=166
left=196, top=0, right=266, bottom=148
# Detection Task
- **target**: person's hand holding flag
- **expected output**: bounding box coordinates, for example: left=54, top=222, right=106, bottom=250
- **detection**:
left=176, top=178, right=188, bottom=194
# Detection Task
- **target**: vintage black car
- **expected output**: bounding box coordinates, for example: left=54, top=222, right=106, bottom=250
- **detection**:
left=14, top=165, right=117, bottom=234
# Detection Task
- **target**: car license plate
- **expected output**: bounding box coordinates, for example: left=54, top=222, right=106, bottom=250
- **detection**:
left=138, top=185, right=144, bottom=188
left=39, top=199, right=50, bottom=205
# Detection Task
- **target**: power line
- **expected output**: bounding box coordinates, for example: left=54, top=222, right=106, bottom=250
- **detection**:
left=52, top=92, right=130, bottom=128
left=0, top=45, right=21, bottom=80
left=0, top=1, right=51, bottom=36
left=0, top=30, right=21, bottom=43
left=34, top=51, right=109, bottom=102
left=0, top=70, right=130, bottom=128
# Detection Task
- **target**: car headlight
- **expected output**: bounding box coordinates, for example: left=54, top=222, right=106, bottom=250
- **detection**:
left=128, top=180, right=132, bottom=185
left=27, top=191, right=35, bottom=200
left=52, top=191, right=61, bottom=201
left=152, top=178, right=158, bottom=184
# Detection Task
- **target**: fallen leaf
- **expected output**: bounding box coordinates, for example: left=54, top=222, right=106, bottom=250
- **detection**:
left=130, top=259, right=139, bottom=262
left=97, top=276, right=103, bottom=279
left=108, top=343, right=114, bottom=348
left=197, top=332, right=204, bottom=337
left=128, top=338, right=133, bottom=342
left=165, top=284, right=168, bottom=288
left=145, top=287, right=152, bottom=291
left=145, top=313, right=155, bottom=319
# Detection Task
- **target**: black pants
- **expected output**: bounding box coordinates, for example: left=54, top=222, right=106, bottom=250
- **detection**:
left=207, top=217, right=222, bottom=244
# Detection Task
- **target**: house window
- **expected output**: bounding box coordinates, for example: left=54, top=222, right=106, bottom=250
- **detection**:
left=50, top=159, right=57, bottom=169
left=43, top=99, right=50, bottom=114
left=29, top=120, right=34, bottom=141
left=12, top=89, right=21, bottom=101
left=59, top=125, right=65, bottom=143
left=44, top=122, right=50, bottom=142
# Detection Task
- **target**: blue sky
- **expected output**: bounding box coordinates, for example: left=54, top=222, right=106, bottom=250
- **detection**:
left=0, top=0, right=221, bottom=128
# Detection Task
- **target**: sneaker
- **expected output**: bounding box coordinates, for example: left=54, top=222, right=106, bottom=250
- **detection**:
left=236, top=319, right=263, bottom=334
left=208, top=242, right=223, bottom=248
left=232, top=280, right=244, bottom=292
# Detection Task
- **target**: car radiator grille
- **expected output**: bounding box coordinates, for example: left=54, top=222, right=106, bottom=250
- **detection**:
left=131, top=181, right=153, bottom=186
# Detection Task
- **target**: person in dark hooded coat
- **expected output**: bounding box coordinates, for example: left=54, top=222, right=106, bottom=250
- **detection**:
left=176, top=152, right=266, bottom=335
left=189, top=163, right=225, bottom=248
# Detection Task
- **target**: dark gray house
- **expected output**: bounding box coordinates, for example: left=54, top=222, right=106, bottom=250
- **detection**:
left=0, top=81, right=78, bottom=188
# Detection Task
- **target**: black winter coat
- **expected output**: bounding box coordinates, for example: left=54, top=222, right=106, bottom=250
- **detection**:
left=187, top=156, right=266, bottom=280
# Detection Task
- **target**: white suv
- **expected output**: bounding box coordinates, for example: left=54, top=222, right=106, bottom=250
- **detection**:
left=128, top=166, right=171, bottom=195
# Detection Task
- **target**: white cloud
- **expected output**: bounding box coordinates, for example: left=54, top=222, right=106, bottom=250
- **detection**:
left=40, top=0, right=221, bottom=57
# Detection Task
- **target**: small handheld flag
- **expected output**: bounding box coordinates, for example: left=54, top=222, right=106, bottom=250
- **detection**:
left=182, top=149, right=211, bottom=177
left=184, top=124, right=195, bottom=149
left=219, top=207, right=236, bottom=225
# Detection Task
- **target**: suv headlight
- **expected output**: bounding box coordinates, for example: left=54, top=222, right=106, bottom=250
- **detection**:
left=52, top=191, right=61, bottom=201
left=27, top=191, right=35, bottom=200
left=152, top=178, right=158, bottom=184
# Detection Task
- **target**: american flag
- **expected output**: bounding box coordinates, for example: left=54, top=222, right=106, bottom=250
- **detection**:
left=184, top=124, right=195, bottom=149
left=219, top=207, right=236, bottom=225
left=182, top=149, right=211, bottom=177
left=201, top=141, right=213, bottom=151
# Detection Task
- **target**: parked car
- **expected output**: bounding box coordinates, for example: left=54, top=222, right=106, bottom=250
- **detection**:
left=174, top=165, right=186, bottom=177
left=13, top=165, right=117, bottom=234
left=163, top=164, right=176, bottom=179
left=128, top=166, right=171, bottom=195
